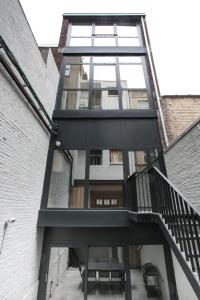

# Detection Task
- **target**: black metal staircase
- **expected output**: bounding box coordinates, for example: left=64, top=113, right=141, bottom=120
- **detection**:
left=128, top=166, right=200, bottom=298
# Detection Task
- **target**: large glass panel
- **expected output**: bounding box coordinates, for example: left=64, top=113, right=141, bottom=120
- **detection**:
left=118, top=37, right=140, bottom=46
left=87, top=247, right=125, bottom=299
left=71, top=25, right=92, bottom=36
left=89, top=183, right=124, bottom=208
left=91, top=90, right=119, bottom=110
left=122, top=89, right=149, bottom=109
left=95, top=26, right=114, bottom=35
left=70, top=37, right=91, bottom=46
left=94, top=65, right=117, bottom=86
left=129, top=245, right=168, bottom=299
left=118, top=56, right=142, bottom=63
left=46, top=247, right=85, bottom=299
left=61, top=90, right=89, bottom=110
left=66, top=56, right=91, bottom=64
left=117, top=25, right=138, bottom=37
left=48, top=150, right=86, bottom=208
left=90, top=150, right=123, bottom=180
left=120, top=65, right=146, bottom=88
left=93, top=56, right=116, bottom=63
left=94, top=38, right=116, bottom=46
left=63, top=64, right=90, bottom=89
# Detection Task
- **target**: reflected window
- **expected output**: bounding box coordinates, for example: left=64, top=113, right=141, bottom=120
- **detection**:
left=122, top=89, right=149, bottom=110
left=110, top=150, right=123, bottom=164
left=90, top=150, right=102, bottom=165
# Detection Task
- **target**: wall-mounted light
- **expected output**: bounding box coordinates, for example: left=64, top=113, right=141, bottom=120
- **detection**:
left=0, top=218, right=16, bottom=256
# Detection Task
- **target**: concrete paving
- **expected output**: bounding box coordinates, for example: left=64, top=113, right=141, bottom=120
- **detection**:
left=49, top=268, right=160, bottom=300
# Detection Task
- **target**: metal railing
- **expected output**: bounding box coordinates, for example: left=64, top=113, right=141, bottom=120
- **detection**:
left=128, top=166, right=200, bottom=281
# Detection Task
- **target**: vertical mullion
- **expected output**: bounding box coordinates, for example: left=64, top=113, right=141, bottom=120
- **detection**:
left=84, top=150, right=90, bottom=208
left=123, top=150, right=129, bottom=209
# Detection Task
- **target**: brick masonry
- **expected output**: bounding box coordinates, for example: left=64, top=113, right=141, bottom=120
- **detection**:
left=164, top=122, right=200, bottom=212
left=0, top=1, right=59, bottom=299
left=161, top=95, right=200, bottom=144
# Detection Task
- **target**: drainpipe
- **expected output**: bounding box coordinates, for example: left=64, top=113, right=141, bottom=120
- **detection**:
left=141, top=17, right=169, bottom=147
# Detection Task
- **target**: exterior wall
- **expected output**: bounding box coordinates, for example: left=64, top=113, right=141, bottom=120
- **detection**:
left=172, top=252, right=198, bottom=300
left=0, top=1, right=59, bottom=299
left=164, top=123, right=200, bottom=211
left=46, top=248, right=68, bottom=300
left=140, top=245, right=170, bottom=300
left=161, top=95, right=200, bottom=144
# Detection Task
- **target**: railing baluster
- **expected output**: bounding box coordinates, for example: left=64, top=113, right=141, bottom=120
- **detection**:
left=179, top=197, right=196, bottom=271
left=170, top=188, right=183, bottom=251
left=184, top=203, right=200, bottom=276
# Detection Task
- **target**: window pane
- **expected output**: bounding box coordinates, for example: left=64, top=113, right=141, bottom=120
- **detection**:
left=90, top=150, right=123, bottom=180
left=120, top=65, right=146, bottom=88
left=118, top=56, right=142, bottom=63
left=117, top=25, right=138, bottom=36
left=47, top=150, right=86, bottom=208
left=61, top=90, right=89, bottom=110
left=94, top=65, right=116, bottom=86
left=89, top=184, right=124, bottom=208
left=118, top=37, right=140, bottom=46
left=122, top=90, right=149, bottom=110
left=95, top=25, right=114, bottom=34
left=63, top=64, right=90, bottom=89
left=93, top=56, right=116, bottom=63
left=91, top=90, right=119, bottom=110
left=70, top=37, right=91, bottom=46
left=66, top=56, right=90, bottom=64
left=71, top=25, right=91, bottom=36
left=94, top=37, right=116, bottom=46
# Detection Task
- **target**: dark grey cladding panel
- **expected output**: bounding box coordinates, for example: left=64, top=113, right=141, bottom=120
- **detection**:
left=56, top=119, right=158, bottom=150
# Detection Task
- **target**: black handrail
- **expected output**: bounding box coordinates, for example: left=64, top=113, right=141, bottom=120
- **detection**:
left=128, top=166, right=200, bottom=281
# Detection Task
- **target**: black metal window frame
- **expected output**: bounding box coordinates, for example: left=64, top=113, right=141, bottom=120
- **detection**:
left=55, top=17, right=155, bottom=112
left=40, top=147, right=161, bottom=210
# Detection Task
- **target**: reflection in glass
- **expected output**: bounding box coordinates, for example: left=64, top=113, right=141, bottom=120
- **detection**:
left=120, top=65, right=146, bottom=88
left=94, top=38, right=116, bottom=46
left=70, top=37, right=91, bottom=46
left=93, top=56, right=116, bottom=63
left=66, top=56, right=91, bottom=64
left=117, top=25, right=138, bottom=36
left=46, top=247, right=85, bottom=299
left=87, top=247, right=125, bottom=298
left=94, top=65, right=117, bottom=86
left=48, top=151, right=71, bottom=208
left=95, top=26, right=114, bottom=34
left=61, top=90, right=89, bottom=110
left=89, top=150, right=123, bottom=180
left=63, top=64, right=90, bottom=89
left=118, top=37, right=140, bottom=46
left=89, top=183, right=124, bottom=208
left=71, top=25, right=92, bottom=36
left=118, top=56, right=142, bottom=63
left=91, top=90, right=119, bottom=110
left=122, top=90, right=149, bottom=109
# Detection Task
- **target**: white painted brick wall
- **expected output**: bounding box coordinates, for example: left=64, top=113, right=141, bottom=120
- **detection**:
left=0, top=0, right=59, bottom=299
left=164, top=124, right=200, bottom=212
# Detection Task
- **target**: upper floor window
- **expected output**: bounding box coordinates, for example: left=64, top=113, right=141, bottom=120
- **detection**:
left=67, top=24, right=140, bottom=47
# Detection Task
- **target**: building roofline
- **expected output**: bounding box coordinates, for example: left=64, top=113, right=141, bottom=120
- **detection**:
left=63, top=13, right=146, bottom=17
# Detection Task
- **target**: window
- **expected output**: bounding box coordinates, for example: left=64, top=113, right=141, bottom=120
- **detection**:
left=90, top=150, right=102, bottom=165
left=95, top=198, right=119, bottom=207
left=108, top=90, right=118, bottom=96
left=110, top=150, right=123, bottom=164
